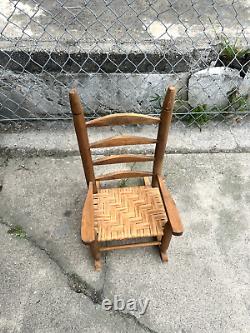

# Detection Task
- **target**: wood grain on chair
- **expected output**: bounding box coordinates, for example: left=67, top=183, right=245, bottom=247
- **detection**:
left=69, top=86, right=183, bottom=270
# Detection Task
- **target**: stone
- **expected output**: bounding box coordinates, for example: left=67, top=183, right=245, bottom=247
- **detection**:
left=239, top=70, right=250, bottom=105
left=188, top=67, right=243, bottom=108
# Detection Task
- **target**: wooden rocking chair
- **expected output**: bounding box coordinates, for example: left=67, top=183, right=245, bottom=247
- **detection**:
left=69, top=86, right=183, bottom=271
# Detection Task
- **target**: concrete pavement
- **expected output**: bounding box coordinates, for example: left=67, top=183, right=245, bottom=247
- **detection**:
left=0, top=140, right=249, bottom=332
left=1, top=121, right=250, bottom=157
left=1, top=0, right=249, bottom=51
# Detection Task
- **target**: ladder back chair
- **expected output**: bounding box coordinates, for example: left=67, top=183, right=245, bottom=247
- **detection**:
left=69, top=86, right=183, bottom=271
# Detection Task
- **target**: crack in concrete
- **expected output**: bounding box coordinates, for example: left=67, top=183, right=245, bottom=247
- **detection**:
left=229, top=127, right=241, bottom=150
left=0, top=219, right=159, bottom=333
left=67, top=272, right=103, bottom=304
left=1, top=146, right=249, bottom=160
left=100, top=252, right=108, bottom=296
left=0, top=218, right=103, bottom=303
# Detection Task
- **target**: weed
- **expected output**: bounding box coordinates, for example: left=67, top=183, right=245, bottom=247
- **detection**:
left=220, top=37, right=250, bottom=62
left=149, top=93, right=162, bottom=110
left=227, top=88, right=249, bottom=113
left=221, top=38, right=237, bottom=60
left=183, top=104, right=210, bottom=128
left=150, top=91, right=210, bottom=128
left=209, top=18, right=250, bottom=61
left=150, top=85, right=248, bottom=128
left=7, top=225, right=27, bottom=239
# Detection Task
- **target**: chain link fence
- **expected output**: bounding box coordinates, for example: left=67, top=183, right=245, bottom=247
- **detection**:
left=0, top=0, right=249, bottom=127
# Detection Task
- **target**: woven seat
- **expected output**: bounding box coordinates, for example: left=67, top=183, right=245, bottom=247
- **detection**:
left=93, top=186, right=168, bottom=241
left=69, top=86, right=183, bottom=270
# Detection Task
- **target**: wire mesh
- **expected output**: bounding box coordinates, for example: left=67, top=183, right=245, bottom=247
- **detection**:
left=0, top=0, right=249, bottom=127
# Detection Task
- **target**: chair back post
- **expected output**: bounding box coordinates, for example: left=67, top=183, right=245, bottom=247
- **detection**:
left=152, top=86, right=176, bottom=187
left=69, top=89, right=97, bottom=193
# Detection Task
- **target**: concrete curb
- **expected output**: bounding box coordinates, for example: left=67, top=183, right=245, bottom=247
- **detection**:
left=0, top=42, right=217, bottom=73
left=1, top=122, right=249, bottom=157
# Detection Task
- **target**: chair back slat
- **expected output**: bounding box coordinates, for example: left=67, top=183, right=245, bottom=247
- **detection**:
left=93, top=154, right=154, bottom=165
left=69, top=86, right=176, bottom=187
left=90, top=135, right=157, bottom=148
left=95, top=171, right=153, bottom=181
left=86, top=113, right=160, bottom=127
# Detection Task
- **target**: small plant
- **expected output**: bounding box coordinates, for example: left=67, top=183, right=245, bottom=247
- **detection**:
left=150, top=87, right=189, bottom=114
left=7, top=225, right=26, bottom=238
left=183, top=104, right=210, bottom=128
left=209, top=18, right=250, bottom=60
left=220, top=37, right=250, bottom=62
left=220, top=38, right=237, bottom=60
left=218, top=39, right=250, bottom=77
left=209, top=18, right=250, bottom=76
left=227, top=88, right=248, bottom=113
left=150, top=92, right=210, bottom=128
left=149, top=93, right=162, bottom=110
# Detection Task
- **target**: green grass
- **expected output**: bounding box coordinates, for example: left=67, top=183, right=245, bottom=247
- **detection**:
left=227, top=88, right=249, bottom=113
left=8, top=225, right=27, bottom=239
left=149, top=93, right=162, bottom=110
left=150, top=84, right=248, bottom=129
left=150, top=93, right=211, bottom=128
left=208, top=18, right=250, bottom=61
left=220, top=37, right=250, bottom=61
left=183, top=104, right=210, bottom=128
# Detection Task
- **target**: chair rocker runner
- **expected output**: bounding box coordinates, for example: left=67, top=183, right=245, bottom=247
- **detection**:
left=69, top=86, right=183, bottom=271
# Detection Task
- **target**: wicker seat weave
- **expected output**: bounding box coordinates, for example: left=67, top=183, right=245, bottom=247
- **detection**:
left=93, top=186, right=167, bottom=241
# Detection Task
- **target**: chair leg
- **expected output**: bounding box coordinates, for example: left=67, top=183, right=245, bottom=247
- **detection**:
left=160, top=222, right=172, bottom=263
left=157, top=235, right=162, bottom=242
left=89, top=239, right=101, bottom=271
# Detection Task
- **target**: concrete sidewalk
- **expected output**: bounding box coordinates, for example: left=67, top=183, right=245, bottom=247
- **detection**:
left=1, top=121, right=250, bottom=157
left=0, top=147, right=249, bottom=332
